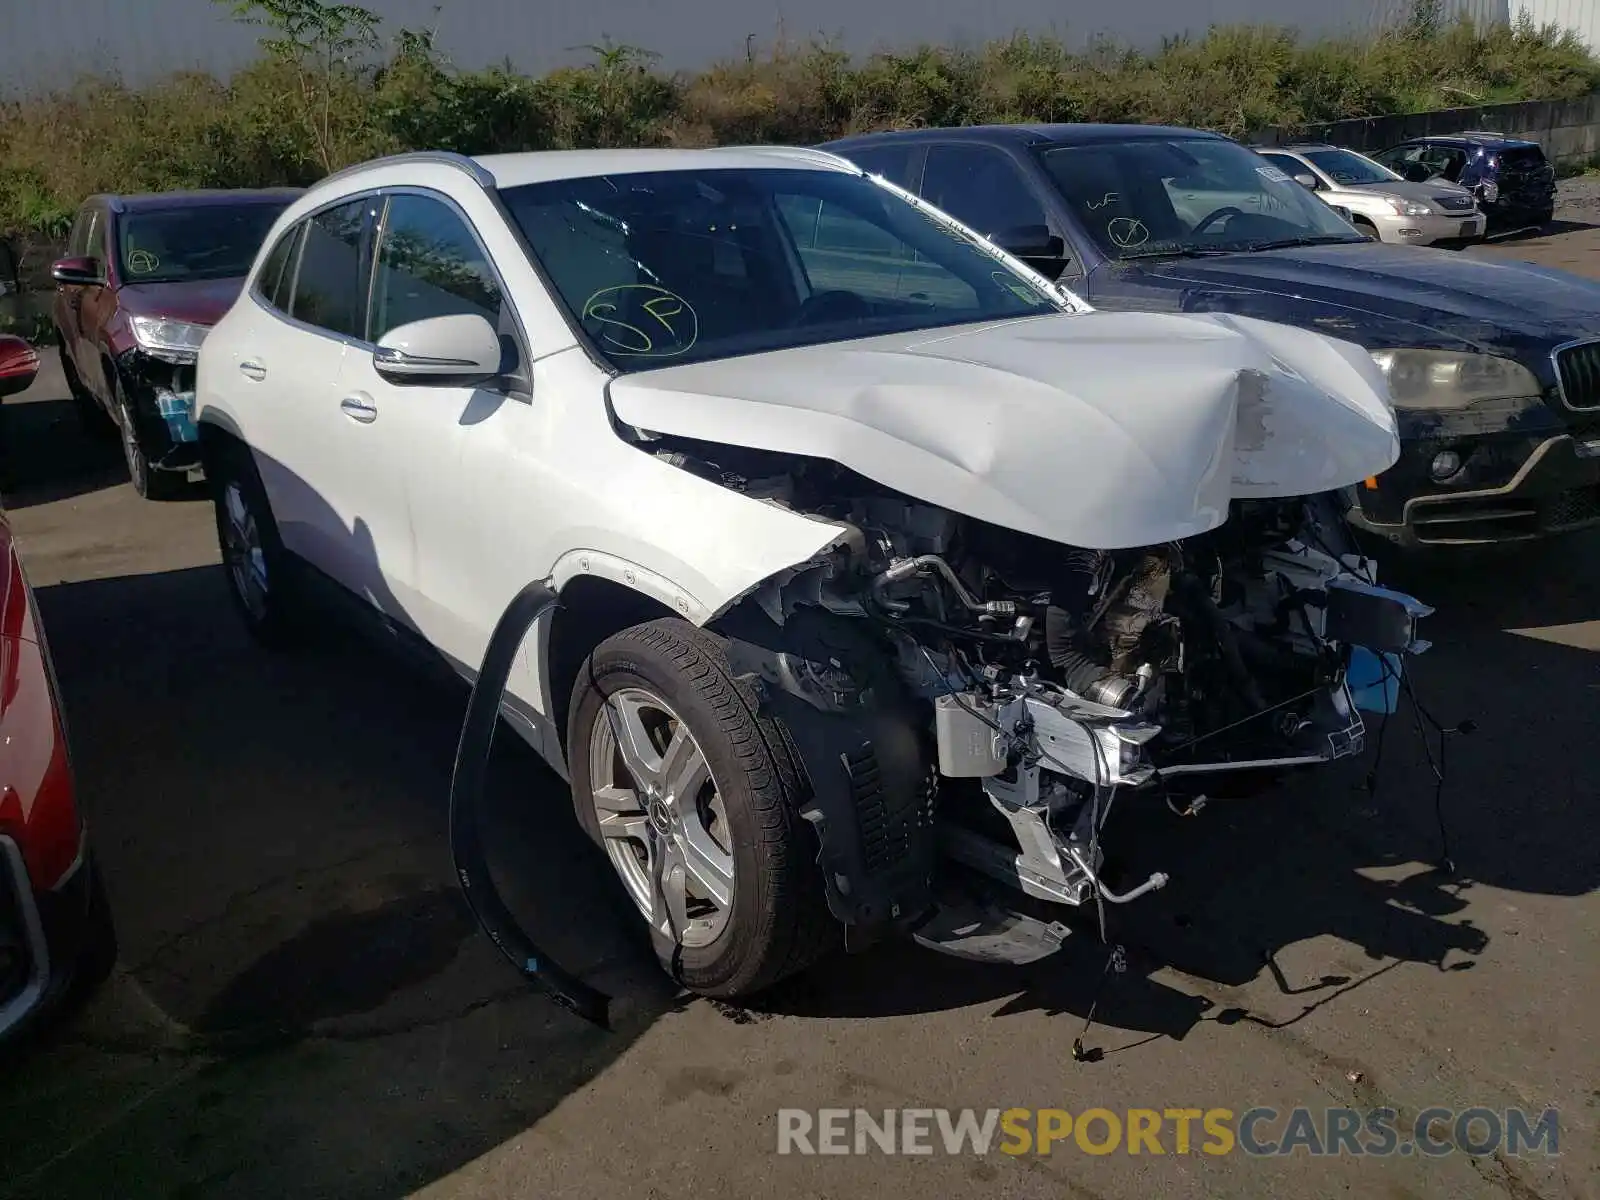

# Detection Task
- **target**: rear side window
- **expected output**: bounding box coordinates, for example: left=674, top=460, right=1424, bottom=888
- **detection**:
left=253, top=224, right=301, bottom=311
left=288, top=200, right=368, bottom=338
left=369, top=194, right=503, bottom=343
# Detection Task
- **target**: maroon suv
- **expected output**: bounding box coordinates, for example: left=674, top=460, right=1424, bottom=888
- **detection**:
left=51, top=189, right=300, bottom=499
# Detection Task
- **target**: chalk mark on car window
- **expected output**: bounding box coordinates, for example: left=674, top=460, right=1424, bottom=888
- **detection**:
left=581, top=284, right=698, bottom=356
left=1107, top=217, right=1150, bottom=249
left=127, top=249, right=160, bottom=274
left=1086, top=192, right=1120, bottom=211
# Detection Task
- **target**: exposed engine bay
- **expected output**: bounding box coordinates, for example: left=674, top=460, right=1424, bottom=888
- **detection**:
left=656, top=440, right=1433, bottom=956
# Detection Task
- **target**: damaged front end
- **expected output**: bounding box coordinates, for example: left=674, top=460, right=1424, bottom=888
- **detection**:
left=615, top=309, right=1432, bottom=966
left=704, top=474, right=1432, bottom=963
left=115, top=322, right=205, bottom=478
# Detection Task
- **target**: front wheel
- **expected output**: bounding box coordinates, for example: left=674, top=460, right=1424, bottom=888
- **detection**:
left=112, top=372, right=182, bottom=500
left=567, top=619, right=838, bottom=999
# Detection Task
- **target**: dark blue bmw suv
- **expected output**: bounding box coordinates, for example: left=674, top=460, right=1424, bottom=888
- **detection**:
left=1370, top=133, right=1557, bottom=233
left=821, top=123, right=1600, bottom=548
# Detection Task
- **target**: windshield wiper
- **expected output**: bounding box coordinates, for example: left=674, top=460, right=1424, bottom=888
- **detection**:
left=1242, top=235, right=1367, bottom=252
left=1114, top=245, right=1238, bottom=261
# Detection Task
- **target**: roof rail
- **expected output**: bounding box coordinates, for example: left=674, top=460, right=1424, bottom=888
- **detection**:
left=315, top=150, right=497, bottom=192
left=720, top=144, right=863, bottom=172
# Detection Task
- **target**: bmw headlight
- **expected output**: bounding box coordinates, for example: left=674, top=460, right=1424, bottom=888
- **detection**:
left=1384, top=197, right=1432, bottom=217
left=1369, top=349, right=1543, bottom=411
left=129, top=315, right=210, bottom=364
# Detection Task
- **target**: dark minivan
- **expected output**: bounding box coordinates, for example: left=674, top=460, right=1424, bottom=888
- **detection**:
left=822, top=124, right=1600, bottom=547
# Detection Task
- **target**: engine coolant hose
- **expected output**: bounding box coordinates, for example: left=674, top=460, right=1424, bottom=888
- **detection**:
left=449, top=580, right=612, bottom=1029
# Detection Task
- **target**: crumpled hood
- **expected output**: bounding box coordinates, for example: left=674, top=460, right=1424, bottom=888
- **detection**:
left=1122, top=241, right=1600, bottom=352
left=608, top=310, right=1398, bottom=550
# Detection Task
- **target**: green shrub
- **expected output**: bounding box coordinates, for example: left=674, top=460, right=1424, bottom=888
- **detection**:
left=1, top=1, right=1596, bottom=241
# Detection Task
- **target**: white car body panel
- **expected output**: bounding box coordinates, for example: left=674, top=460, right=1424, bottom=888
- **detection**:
left=611, top=309, right=1398, bottom=551
left=195, top=145, right=1402, bottom=778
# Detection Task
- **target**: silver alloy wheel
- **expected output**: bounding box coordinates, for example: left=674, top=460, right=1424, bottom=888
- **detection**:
left=221, top=480, right=269, bottom=622
left=587, top=686, right=735, bottom=948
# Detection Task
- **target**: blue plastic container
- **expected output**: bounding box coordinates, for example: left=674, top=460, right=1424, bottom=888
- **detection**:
left=1347, top=646, right=1401, bottom=715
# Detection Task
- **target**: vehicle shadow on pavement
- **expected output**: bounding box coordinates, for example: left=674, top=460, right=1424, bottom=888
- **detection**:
left=0, top=396, right=129, bottom=507
left=2, top=560, right=679, bottom=1200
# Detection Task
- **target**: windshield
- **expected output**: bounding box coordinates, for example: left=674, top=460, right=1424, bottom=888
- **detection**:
left=499, top=167, right=1061, bottom=371
left=1037, top=137, right=1364, bottom=261
left=117, top=202, right=291, bottom=285
left=1300, top=148, right=1401, bottom=186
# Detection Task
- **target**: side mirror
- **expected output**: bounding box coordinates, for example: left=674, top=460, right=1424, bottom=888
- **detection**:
left=51, top=255, right=103, bottom=286
left=0, top=335, right=40, bottom=399
left=1293, top=172, right=1319, bottom=190
left=991, top=224, right=1071, bottom=280
left=1402, top=163, right=1433, bottom=183
left=373, top=313, right=504, bottom=387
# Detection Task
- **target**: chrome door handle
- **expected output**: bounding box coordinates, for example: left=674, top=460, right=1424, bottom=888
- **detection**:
left=340, top=392, right=378, bottom=424
left=239, top=360, right=267, bottom=381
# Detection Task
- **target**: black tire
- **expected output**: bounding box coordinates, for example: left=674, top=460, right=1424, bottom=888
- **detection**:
left=57, top=343, right=113, bottom=439
left=567, top=618, right=837, bottom=999
left=208, top=437, right=303, bottom=649
left=111, top=370, right=182, bottom=500
left=1352, top=217, right=1380, bottom=241
left=67, top=857, right=118, bottom=1002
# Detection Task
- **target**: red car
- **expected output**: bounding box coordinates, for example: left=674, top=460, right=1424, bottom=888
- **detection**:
left=51, top=188, right=300, bottom=499
left=0, top=503, right=114, bottom=1046
left=0, top=334, right=38, bottom=400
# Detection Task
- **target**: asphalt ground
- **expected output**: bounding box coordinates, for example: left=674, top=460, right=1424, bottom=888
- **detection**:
left=0, top=218, right=1596, bottom=1200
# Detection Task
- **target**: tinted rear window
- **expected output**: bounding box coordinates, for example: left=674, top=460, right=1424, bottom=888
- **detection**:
left=1500, top=145, right=1548, bottom=169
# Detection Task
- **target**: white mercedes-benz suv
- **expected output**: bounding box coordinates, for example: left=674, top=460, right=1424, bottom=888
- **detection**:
left=194, top=146, right=1429, bottom=1000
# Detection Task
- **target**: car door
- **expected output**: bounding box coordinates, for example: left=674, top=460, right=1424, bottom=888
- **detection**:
left=77, top=210, right=120, bottom=405
left=56, top=205, right=104, bottom=389
left=241, top=194, right=411, bottom=613
left=338, top=188, right=528, bottom=666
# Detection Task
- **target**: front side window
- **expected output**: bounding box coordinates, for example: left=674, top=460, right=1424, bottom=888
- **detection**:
left=500, top=167, right=1059, bottom=372
left=1258, top=152, right=1312, bottom=181
left=67, top=207, right=105, bottom=265
left=840, top=145, right=918, bottom=191
left=1038, top=137, right=1363, bottom=260
left=1301, top=148, right=1400, bottom=187
left=370, top=194, right=502, bottom=343
left=920, top=144, right=1050, bottom=241
left=288, top=200, right=368, bottom=338
left=116, top=202, right=291, bottom=285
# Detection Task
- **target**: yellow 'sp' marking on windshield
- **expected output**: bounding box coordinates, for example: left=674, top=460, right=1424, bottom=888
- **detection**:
left=581, top=284, right=699, bottom=357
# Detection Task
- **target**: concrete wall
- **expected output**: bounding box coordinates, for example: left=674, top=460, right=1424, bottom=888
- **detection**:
left=1255, top=92, right=1600, bottom=165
